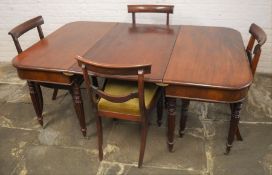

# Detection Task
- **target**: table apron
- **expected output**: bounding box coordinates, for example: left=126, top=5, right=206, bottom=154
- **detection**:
left=165, top=84, right=249, bottom=103
left=16, top=68, right=75, bottom=85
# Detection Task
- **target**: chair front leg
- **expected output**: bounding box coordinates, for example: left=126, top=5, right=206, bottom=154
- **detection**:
left=138, top=119, right=148, bottom=168
left=96, top=114, right=103, bottom=161
left=225, top=102, right=243, bottom=155
left=179, top=99, right=190, bottom=137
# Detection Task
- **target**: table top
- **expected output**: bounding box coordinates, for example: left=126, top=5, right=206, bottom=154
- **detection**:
left=69, top=23, right=180, bottom=82
left=164, top=25, right=253, bottom=90
left=13, top=21, right=117, bottom=72
left=12, top=21, right=253, bottom=91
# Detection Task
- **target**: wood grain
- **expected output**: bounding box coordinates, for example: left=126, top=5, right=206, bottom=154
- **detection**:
left=164, top=25, right=252, bottom=90
left=72, top=23, right=180, bottom=83
left=12, top=21, right=117, bottom=73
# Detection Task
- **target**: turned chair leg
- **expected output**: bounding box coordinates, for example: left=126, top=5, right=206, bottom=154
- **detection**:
left=157, top=94, right=163, bottom=126
left=138, top=120, right=148, bottom=168
left=225, top=102, right=243, bottom=155
left=52, top=88, right=58, bottom=100
left=96, top=115, right=103, bottom=161
left=179, top=100, right=190, bottom=137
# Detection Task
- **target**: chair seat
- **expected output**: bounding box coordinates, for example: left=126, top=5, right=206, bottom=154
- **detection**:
left=98, top=79, right=158, bottom=116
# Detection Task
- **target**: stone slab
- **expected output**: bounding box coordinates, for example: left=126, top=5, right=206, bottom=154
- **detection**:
left=0, top=127, right=38, bottom=175
left=97, top=161, right=202, bottom=175
left=208, top=122, right=272, bottom=175
left=104, top=121, right=207, bottom=173
left=0, top=62, right=25, bottom=85
left=13, top=145, right=100, bottom=175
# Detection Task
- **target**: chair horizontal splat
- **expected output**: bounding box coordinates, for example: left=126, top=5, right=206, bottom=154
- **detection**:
left=127, top=5, right=174, bottom=13
left=128, top=4, right=174, bottom=25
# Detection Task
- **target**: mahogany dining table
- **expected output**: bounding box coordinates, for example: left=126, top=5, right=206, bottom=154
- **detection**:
left=12, top=21, right=252, bottom=153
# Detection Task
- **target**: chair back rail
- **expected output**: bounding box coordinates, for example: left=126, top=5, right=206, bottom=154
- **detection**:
left=245, top=23, right=267, bottom=75
left=8, top=16, right=44, bottom=53
left=127, top=5, right=174, bottom=25
left=76, top=56, right=151, bottom=118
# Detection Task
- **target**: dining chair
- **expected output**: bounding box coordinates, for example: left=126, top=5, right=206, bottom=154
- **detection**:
left=225, top=23, right=267, bottom=153
left=8, top=16, right=90, bottom=137
left=127, top=5, right=174, bottom=25
left=128, top=4, right=174, bottom=112
left=8, top=16, right=59, bottom=100
left=76, top=56, right=163, bottom=168
left=179, top=23, right=267, bottom=153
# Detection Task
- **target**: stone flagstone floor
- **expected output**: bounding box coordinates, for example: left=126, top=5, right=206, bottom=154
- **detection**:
left=0, top=62, right=271, bottom=175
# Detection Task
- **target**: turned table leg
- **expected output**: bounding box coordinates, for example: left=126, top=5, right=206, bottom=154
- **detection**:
left=167, top=97, right=176, bottom=152
left=28, top=81, right=44, bottom=126
left=179, top=99, right=190, bottom=137
left=230, top=103, right=243, bottom=141
left=70, top=82, right=87, bottom=137
left=225, top=102, right=243, bottom=154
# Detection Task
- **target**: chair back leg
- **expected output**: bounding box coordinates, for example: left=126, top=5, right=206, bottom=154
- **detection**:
left=156, top=94, right=163, bottom=126
left=52, top=88, right=59, bottom=100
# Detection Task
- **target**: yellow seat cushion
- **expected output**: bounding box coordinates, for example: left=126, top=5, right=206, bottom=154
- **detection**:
left=98, top=79, right=158, bottom=116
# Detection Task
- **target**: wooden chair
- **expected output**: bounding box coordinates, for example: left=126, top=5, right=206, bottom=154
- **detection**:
left=8, top=16, right=59, bottom=100
left=225, top=23, right=267, bottom=153
left=76, top=56, right=163, bottom=168
left=128, top=5, right=174, bottom=25
left=179, top=23, right=267, bottom=154
left=8, top=16, right=90, bottom=137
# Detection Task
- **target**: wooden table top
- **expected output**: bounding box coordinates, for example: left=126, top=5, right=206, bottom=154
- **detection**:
left=164, top=25, right=253, bottom=90
left=12, top=21, right=253, bottom=91
left=12, top=21, right=116, bottom=72
left=69, top=23, right=180, bottom=83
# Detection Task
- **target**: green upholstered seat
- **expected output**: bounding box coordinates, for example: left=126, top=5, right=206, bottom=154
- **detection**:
left=98, top=79, right=158, bottom=116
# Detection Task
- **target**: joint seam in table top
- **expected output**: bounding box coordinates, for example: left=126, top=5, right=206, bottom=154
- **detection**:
left=161, top=26, right=181, bottom=85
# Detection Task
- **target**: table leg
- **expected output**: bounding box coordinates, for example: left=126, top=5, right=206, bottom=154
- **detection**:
left=179, top=99, right=190, bottom=137
left=230, top=104, right=243, bottom=141
left=225, top=102, right=243, bottom=154
left=70, top=82, right=87, bottom=137
left=167, top=97, right=176, bottom=152
left=35, top=83, right=43, bottom=113
left=28, top=81, right=44, bottom=126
